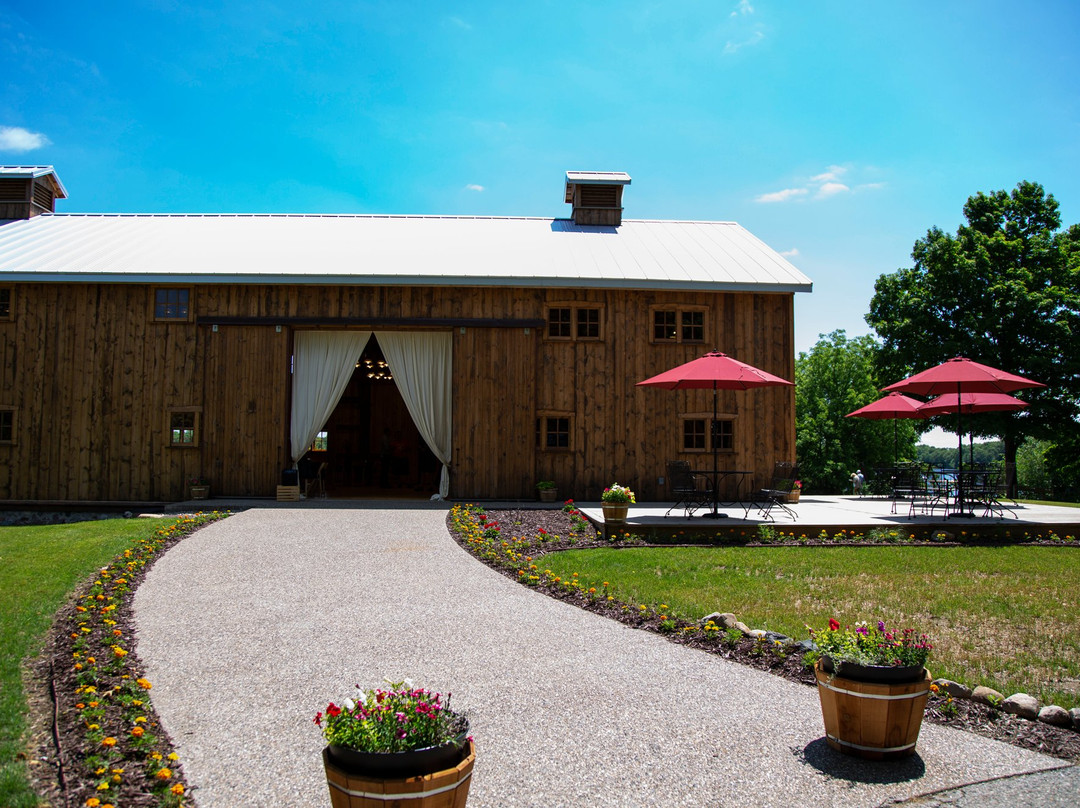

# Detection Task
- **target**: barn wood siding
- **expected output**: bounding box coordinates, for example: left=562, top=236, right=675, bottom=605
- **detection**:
left=0, top=283, right=795, bottom=502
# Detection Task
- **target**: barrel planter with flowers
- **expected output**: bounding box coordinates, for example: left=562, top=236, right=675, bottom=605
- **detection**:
left=809, top=619, right=933, bottom=760
left=316, top=680, right=474, bottom=807
left=600, top=482, right=635, bottom=524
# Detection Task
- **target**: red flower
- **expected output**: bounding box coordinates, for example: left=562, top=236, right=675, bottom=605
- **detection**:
left=828, top=618, right=840, bottom=631
left=326, top=703, right=341, bottom=718
left=313, top=712, right=322, bottom=726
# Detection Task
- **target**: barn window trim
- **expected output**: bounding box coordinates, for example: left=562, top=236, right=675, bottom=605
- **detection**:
left=544, top=304, right=604, bottom=342
left=167, top=407, right=202, bottom=448
left=153, top=287, right=193, bottom=322
left=0, top=407, right=15, bottom=445
left=680, top=412, right=734, bottom=453
left=650, top=305, right=708, bottom=344
left=536, top=411, right=574, bottom=452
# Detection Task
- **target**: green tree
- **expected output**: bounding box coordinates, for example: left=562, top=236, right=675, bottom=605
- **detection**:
left=867, top=181, right=1080, bottom=481
left=795, top=330, right=915, bottom=493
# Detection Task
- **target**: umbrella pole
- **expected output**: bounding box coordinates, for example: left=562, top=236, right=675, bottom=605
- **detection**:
left=712, top=384, right=720, bottom=517
left=953, top=381, right=973, bottom=518
left=893, top=418, right=898, bottom=466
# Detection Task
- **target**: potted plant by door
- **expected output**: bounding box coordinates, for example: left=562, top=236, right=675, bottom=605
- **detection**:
left=188, top=475, right=210, bottom=500
left=315, top=679, right=475, bottom=807
left=808, top=619, right=933, bottom=760
left=786, top=479, right=802, bottom=503
left=536, top=480, right=558, bottom=503
left=601, top=483, right=635, bottom=524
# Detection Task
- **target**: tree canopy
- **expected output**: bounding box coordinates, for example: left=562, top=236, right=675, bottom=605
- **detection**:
left=866, top=181, right=1080, bottom=469
left=795, top=330, right=916, bottom=493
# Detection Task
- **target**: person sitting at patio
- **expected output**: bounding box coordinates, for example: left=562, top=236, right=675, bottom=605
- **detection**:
left=850, top=470, right=865, bottom=496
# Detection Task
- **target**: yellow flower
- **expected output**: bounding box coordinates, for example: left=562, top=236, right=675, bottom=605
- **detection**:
left=167, top=752, right=179, bottom=761
left=134, top=716, right=147, bottom=723
left=111, top=645, right=127, bottom=658
left=96, top=782, right=110, bottom=791
left=151, top=752, right=163, bottom=761
left=136, top=678, right=152, bottom=690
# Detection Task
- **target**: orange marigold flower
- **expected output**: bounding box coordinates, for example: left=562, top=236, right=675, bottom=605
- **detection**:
left=155, top=767, right=173, bottom=780
left=170, top=783, right=185, bottom=795
left=101, top=737, right=117, bottom=747
left=131, top=726, right=145, bottom=738
left=85, top=799, right=101, bottom=807
left=111, top=645, right=127, bottom=658
left=136, top=678, right=152, bottom=690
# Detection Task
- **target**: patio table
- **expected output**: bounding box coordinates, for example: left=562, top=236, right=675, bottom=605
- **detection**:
left=690, top=468, right=753, bottom=518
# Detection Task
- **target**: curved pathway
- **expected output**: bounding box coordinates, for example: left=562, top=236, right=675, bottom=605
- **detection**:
left=133, top=506, right=1067, bottom=807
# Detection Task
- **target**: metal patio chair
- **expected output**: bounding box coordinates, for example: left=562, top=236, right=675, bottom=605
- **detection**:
left=756, top=461, right=799, bottom=522
left=665, top=460, right=712, bottom=517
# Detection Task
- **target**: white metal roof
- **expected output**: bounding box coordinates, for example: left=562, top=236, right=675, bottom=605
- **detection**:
left=0, top=213, right=812, bottom=293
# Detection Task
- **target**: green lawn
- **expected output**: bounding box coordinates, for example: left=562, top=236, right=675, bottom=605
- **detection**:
left=0, top=517, right=171, bottom=808
left=541, top=545, right=1080, bottom=709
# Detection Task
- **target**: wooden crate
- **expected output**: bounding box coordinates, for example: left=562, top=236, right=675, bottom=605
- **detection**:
left=276, top=485, right=300, bottom=502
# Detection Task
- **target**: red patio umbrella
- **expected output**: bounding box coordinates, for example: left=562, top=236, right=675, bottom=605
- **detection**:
left=845, top=392, right=928, bottom=467
left=918, top=392, right=1029, bottom=468
left=637, top=351, right=794, bottom=518
left=883, top=357, right=1044, bottom=516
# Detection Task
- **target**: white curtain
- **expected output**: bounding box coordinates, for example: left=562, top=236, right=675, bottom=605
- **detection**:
left=290, top=331, right=372, bottom=462
left=376, top=331, right=453, bottom=499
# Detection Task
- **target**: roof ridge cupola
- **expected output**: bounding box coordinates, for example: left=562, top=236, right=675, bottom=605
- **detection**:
left=0, top=166, right=67, bottom=219
left=564, top=170, right=631, bottom=226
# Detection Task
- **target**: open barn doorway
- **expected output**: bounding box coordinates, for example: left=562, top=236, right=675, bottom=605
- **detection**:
left=305, top=336, right=441, bottom=498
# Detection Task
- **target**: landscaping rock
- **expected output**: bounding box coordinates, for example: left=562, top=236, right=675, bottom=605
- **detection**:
left=747, top=629, right=767, bottom=639
left=699, top=612, right=726, bottom=625
left=933, top=678, right=972, bottom=699
left=1038, top=705, right=1073, bottom=727
left=732, top=621, right=752, bottom=635
left=792, top=639, right=816, bottom=654
left=764, top=631, right=791, bottom=644
left=972, top=685, right=1005, bottom=706
left=717, top=613, right=741, bottom=629
left=1002, top=693, right=1041, bottom=720
left=1072, top=708, right=1080, bottom=731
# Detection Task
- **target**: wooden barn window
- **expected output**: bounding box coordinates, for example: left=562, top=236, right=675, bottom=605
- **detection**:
left=536, top=413, right=573, bottom=451
left=544, top=304, right=604, bottom=342
left=167, top=408, right=201, bottom=448
left=154, top=288, right=191, bottom=321
left=651, top=306, right=707, bottom=344
left=0, top=286, right=12, bottom=320
left=547, top=307, right=572, bottom=339
left=0, top=408, right=15, bottom=444
left=681, top=414, right=733, bottom=453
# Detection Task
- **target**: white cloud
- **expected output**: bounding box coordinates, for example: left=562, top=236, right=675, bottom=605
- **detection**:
left=730, top=0, right=754, bottom=16
left=0, top=125, right=50, bottom=152
left=448, top=16, right=472, bottom=30
left=779, top=248, right=800, bottom=258
left=858, top=182, right=886, bottom=191
left=755, top=187, right=808, bottom=204
left=465, top=183, right=484, bottom=192
left=815, top=181, right=850, bottom=199
left=723, top=29, right=764, bottom=54
left=811, top=165, right=847, bottom=183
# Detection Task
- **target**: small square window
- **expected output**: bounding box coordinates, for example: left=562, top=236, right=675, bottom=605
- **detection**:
left=0, top=287, right=11, bottom=320
left=712, top=419, right=733, bottom=451
left=654, top=310, right=677, bottom=341
left=576, top=308, right=600, bottom=339
left=155, top=288, right=190, bottom=320
left=537, top=415, right=571, bottom=450
left=548, top=308, right=571, bottom=339
left=0, top=409, right=14, bottom=444
left=168, top=409, right=200, bottom=447
left=310, top=431, right=328, bottom=452
left=683, top=419, right=706, bottom=450
left=681, top=311, right=705, bottom=342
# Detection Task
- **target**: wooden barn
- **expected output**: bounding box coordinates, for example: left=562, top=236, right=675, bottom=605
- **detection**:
left=0, top=166, right=811, bottom=504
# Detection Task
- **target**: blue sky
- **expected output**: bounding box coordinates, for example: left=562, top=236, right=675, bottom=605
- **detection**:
left=3, top=0, right=1078, bottom=394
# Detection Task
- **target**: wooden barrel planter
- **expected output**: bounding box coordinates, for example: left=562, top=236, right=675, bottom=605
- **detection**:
left=323, top=739, right=476, bottom=808
left=602, top=502, right=629, bottom=524
left=814, top=660, right=931, bottom=760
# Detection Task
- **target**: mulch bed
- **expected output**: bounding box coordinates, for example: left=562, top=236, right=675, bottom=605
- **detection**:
left=449, top=506, right=1080, bottom=762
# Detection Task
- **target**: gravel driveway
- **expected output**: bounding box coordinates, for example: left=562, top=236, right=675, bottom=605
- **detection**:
left=133, top=506, right=1067, bottom=808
